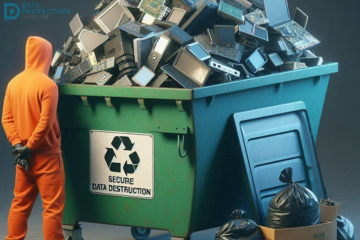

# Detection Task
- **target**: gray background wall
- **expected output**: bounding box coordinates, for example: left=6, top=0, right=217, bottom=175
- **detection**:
left=0, top=0, right=358, bottom=239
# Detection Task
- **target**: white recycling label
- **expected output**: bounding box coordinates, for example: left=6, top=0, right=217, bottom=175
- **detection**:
left=89, top=130, right=154, bottom=199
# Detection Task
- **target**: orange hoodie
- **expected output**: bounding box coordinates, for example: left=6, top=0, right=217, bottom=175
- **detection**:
left=2, top=36, right=61, bottom=154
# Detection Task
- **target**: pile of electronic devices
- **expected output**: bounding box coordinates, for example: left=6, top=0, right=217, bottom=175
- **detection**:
left=50, top=0, right=324, bottom=88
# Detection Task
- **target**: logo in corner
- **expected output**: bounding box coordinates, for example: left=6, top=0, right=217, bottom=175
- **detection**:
left=4, top=3, right=20, bottom=20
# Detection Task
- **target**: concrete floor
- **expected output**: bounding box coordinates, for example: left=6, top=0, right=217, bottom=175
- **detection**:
left=0, top=192, right=219, bottom=239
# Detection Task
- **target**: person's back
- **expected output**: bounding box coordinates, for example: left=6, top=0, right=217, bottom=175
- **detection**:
left=3, top=37, right=61, bottom=153
left=2, top=36, right=65, bottom=240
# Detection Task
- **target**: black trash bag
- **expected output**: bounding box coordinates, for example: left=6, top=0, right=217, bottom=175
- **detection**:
left=266, top=167, right=320, bottom=228
left=337, top=216, right=355, bottom=240
left=215, top=209, right=263, bottom=240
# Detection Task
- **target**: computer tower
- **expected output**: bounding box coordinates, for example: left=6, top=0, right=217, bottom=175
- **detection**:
left=104, top=28, right=133, bottom=60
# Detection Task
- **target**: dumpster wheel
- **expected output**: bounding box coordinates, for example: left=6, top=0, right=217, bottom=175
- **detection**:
left=131, top=227, right=151, bottom=240
left=65, top=237, right=84, bottom=240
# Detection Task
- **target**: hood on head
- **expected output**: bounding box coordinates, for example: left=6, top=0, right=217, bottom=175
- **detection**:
left=25, top=36, right=53, bottom=74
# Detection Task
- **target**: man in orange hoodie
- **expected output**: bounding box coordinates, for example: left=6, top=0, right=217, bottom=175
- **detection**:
left=2, top=36, right=65, bottom=240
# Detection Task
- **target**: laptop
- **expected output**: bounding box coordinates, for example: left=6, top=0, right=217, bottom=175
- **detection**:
left=161, top=47, right=212, bottom=89
left=239, top=19, right=269, bottom=42
left=263, top=0, right=320, bottom=52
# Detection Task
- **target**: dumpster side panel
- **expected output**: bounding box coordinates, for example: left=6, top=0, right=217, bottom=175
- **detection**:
left=189, top=75, right=330, bottom=232
left=59, top=96, right=196, bottom=237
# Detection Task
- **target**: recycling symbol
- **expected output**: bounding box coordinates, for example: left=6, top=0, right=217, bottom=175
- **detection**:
left=104, top=136, right=140, bottom=176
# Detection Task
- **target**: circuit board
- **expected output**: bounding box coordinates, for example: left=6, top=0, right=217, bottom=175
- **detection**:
left=218, top=0, right=244, bottom=23
left=275, top=21, right=320, bottom=52
left=219, top=1, right=242, bottom=18
left=138, top=0, right=170, bottom=20
left=245, top=8, right=269, bottom=25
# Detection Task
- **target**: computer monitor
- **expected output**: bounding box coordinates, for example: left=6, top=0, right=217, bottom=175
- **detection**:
left=173, top=48, right=211, bottom=86
left=78, top=29, right=109, bottom=53
left=263, top=0, right=290, bottom=27
left=214, top=25, right=236, bottom=46
left=69, top=13, right=83, bottom=36
left=94, top=0, right=135, bottom=34
left=167, top=7, right=187, bottom=25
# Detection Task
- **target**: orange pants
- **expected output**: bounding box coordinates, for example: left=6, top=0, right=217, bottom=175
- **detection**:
left=6, top=153, right=65, bottom=240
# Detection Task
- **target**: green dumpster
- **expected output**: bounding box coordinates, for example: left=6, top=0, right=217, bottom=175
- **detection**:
left=58, top=63, right=338, bottom=240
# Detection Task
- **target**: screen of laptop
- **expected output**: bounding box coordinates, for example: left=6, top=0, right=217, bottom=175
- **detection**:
left=263, top=0, right=290, bottom=27
left=293, top=8, right=308, bottom=29
left=174, top=49, right=210, bottom=86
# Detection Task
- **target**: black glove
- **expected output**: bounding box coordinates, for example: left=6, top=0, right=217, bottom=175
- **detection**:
left=17, top=159, right=30, bottom=172
left=13, top=144, right=23, bottom=165
left=12, top=144, right=32, bottom=172
left=12, top=144, right=32, bottom=160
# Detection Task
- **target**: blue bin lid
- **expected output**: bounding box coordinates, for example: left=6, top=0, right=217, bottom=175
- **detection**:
left=233, top=101, right=327, bottom=224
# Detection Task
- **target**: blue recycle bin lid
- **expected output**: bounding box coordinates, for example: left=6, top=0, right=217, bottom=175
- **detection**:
left=233, top=101, right=327, bottom=224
